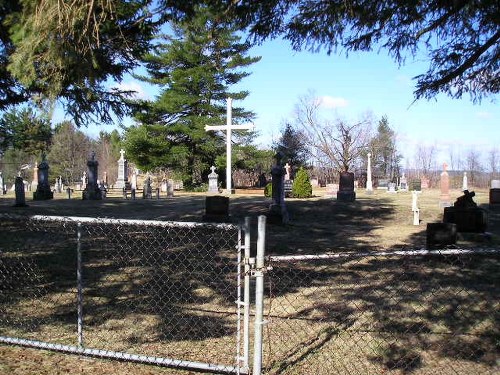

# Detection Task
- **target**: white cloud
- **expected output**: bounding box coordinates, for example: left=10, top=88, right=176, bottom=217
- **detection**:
left=113, top=81, right=150, bottom=100
left=319, top=96, right=349, bottom=109
left=476, top=111, right=492, bottom=120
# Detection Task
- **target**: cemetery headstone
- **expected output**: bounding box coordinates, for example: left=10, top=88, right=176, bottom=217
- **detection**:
left=14, top=176, right=28, bottom=207
left=439, top=163, right=451, bottom=207
left=399, top=172, right=408, bottom=191
left=443, top=190, right=488, bottom=232
left=268, top=152, right=289, bottom=224
left=337, top=172, right=356, bottom=202
left=0, top=171, right=4, bottom=195
left=387, top=182, right=397, bottom=193
left=82, top=152, right=102, bottom=200
left=167, top=179, right=174, bottom=197
left=203, top=195, right=230, bottom=222
left=161, top=180, right=167, bottom=192
left=377, top=179, right=389, bottom=190
left=284, top=163, right=291, bottom=181
left=31, top=165, right=38, bottom=191
left=33, top=155, right=54, bottom=200
left=310, top=177, right=319, bottom=187
left=115, top=149, right=129, bottom=189
left=143, top=176, right=153, bottom=199
left=426, top=223, right=457, bottom=249
left=284, top=179, right=293, bottom=198
left=462, top=172, right=468, bottom=191
left=366, top=153, right=373, bottom=193
left=208, top=166, right=219, bottom=193
left=412, top=191, right=420, bottom=225
left=490, top=180, right=500, bottom=206
left=325, top=183, right=339, bottom=197
left=81, top=172, right=87, bottom=190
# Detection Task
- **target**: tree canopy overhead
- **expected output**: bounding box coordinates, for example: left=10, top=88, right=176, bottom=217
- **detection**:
left=160, top=0, right=499, bottom=102
left=2, top=0, right=156, bottom=125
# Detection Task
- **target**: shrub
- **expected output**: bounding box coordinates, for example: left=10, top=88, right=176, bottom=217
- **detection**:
left=292, top=168, right=312, bottom=198
left=264, top=182, right=272, bottom=197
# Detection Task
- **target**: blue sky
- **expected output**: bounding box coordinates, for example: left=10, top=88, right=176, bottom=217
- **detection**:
left=85, top=36, right=499, bottom=170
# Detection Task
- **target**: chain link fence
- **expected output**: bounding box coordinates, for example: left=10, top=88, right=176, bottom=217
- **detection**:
left=0, top=214, right=247, bottom=374
left=262, top=250, right=500, bottom=374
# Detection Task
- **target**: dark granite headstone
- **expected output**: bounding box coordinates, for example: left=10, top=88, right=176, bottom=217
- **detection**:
left=426, top=223, right=457, bottom=249
left=377, top=179, right=389, bottom=190
left=14, top=176, right=28, bottom=207
left=82, top=152, right=102, bottom=200
left=268, top=152, right=289, bottom=224
left=337, top=172, right=356, bottom=202
left=490, top=189, right=500, bottom=206
left=443, top=190, right=488, bottom=233
left=203, top=196, right=229, bottom=222
left=33, top=156, right=54, bottom=200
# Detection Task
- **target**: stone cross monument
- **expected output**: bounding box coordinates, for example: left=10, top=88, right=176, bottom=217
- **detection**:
left=115, top=149, right=129, bottom=189
left=204, top=97, right=255, bottom=194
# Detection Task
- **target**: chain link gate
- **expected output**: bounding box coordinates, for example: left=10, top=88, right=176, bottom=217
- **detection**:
left=0, top=214, right=269, bottom=374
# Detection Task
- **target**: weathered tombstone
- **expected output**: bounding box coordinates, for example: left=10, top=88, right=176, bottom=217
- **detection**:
left=268, top=152, right=289, bottom=224
left=0, top=171, right=4, bottom=195
left=67, top=187, right=72, bottom=199
left=426, top=223, right=457, bottom=249
left=82, top=152, right=102, bottom=200
left=115, top=149, right=129, bottom=189
left=366, top=153, right=373, bottom=193
left=284, top=163, right=291, bottom=181
left=203, top=196, right=230, bottom=222
left=56, top=176, right=63, bottom=193
left=412, top=191, right=420, bottom=225
left=208, top=166, right=219, bottom=193
left=161, top=180, right=168, bottom=192
left=284, top=179, right=293, bottom=198
left=167, top=179, right=174, bottom=197
left=31, top=165, right=38, bottom=191
left=462, top=172, right=468, bottom=191
left=443, top=190, right=488, bottom=232
left=81, top=172, right=87, bottom=190
left=377, top=179, right=389, bottom=190
left=439, top=163, right=451, bottom=207
left=310, top=177, right=319, bottom=187
left=143, top=176, right=152, bottom=199
left=131, top=188, right=136, bottom=200
left=337, top=172, right=356, bottom=202
left=33, top=155, right=54, bottom=200
left=14, top=176, right=28, bottom=207
left=387, top=182, right=397, bottom=193
left=490, top=180, right=500, bottom=206
left=156, top=187, right=160, bottom=200
left=399, top=172, right=408, bottom=191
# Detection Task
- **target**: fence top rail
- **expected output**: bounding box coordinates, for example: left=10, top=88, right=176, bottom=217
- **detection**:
left=0, top=213, right=241, bottom=230
left=269, top=248, right=500, bottom=263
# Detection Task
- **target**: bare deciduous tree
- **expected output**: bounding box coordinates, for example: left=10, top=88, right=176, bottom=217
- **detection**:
left=465, top=148, right=483, bottom=187
left=414, top=143, right=438, bottom=178
left=488, top=147, right=499, bottom=178
left=294, top=92, right=372, bottom=172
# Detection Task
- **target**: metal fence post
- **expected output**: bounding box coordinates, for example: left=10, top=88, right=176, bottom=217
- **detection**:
left=76, top=222, right=84, bottom=348
left=243, top=217, right=251, bottom=369
left=253, top=215, right=266, bottom=375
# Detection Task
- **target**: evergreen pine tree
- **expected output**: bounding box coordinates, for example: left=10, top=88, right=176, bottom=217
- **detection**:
left=125, top=6, right=260, bottom=187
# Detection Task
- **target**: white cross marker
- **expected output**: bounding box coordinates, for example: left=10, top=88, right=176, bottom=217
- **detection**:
left=119, top=149, right=125, bottom=160
left=204, top=97, right=254, bottom=194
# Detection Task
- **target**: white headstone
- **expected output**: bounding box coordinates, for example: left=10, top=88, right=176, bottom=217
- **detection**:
left=366, top=153, right=373, bottom=191
left=284, top=163, right=291, bottom=181
left=412, top=191, right=420, bottom=226
left=462, top=172, right=468, bottom=191
left=208, top=166, right=219, bottom=193
left=491, top=180, right=500, bottom=189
